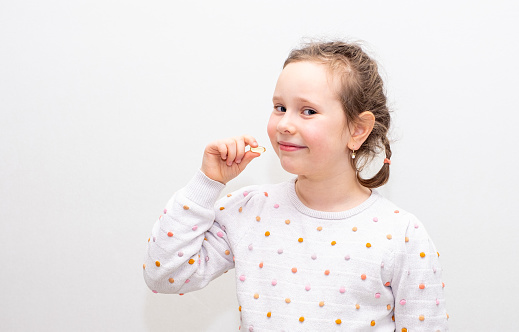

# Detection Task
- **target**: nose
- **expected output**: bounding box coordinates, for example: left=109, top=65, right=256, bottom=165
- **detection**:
left=277, top=111, right=296, bottom=134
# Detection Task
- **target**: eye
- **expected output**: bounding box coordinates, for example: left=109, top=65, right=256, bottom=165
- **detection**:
left=302, top=109, right=317, bottom=115
left=275, top=106, right=287, bottom=112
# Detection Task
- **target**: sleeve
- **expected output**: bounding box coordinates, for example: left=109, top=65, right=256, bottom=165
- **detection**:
left=391, top=213, right=449, bottom=331
left=143, top=170, right=236, bottom=294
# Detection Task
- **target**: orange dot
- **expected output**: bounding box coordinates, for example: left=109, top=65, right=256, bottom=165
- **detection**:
left=387, top=234, right=392, bottom=240
left=299, top=317, right=304, bottom=322
left=264, top=192, right=269, bottom=197
left=405, top=237, right=409, bottom=242
left=143, top=264, right=146, bottom=269
left=331, top=241, right=336, bottom=246
left=437, top=251, right=440, bottom=257
left=155, top=261, right=160, bottom=267
left=292, top=267, right=297, bottom=273
left=285, top=219, right=290, bottom=224
left=168, top=278, right=174, bottom=283
left=239, top=306, right=241, bottom=312
left=219, top=207, right=225, bottom=210
left=298, top=238, right=303, bottom=243
left=419, top=283, right=425, bottom=289
left=254, top=293, right=259, bottom=299
left=392, top=315, right=395, bottom=322
left=394, top=210, right=399, bottom=213
left=402, top=329, right=408, bottom=332
left=442, top=282, right=445, bottom=288
left=204, top=237, right=208, bottom=241
left=188, top=259, right=195, bottom=264
left=265, top=231, right=270, bottom=236
left=148, top=238, right=150, bottom=242
left=317, top=226, right=322, bottom=231
left=447, top=313, right=450, bottom=319
left=420, top=252, right=426, bottom=258
left=319, top=301, right=325, bottom=307
left=419, top=315, right=425, bottom=321
left=324, top=269, right=330, bottom=275
left=355, top=304, right=360, bottom=310
left=385, top=282, right=391, bottom=286
left=366, top=243, right=371, bottom=248
left=361, top=274, right=367, bottom=280
left=285, top=298, right=291, bottom=303
left=227, top=194, right=232, bottom=197
left=352, top=226, right=358, bottom=232
left=167, top=232, right=173, bottom=237
left=225, top=250, right=230, bottom=255
left=335, top=319, right=341, bottom=325
left=387, top=304, right=391, bottom=310
left=183, top=205, right=189, bottom=210
left=239, top=207, right=243, bottom=213
left=259, top=262, right=263, bottom=268
left=267, top=311, right=271, bottom=318
left=371, top=320, right=376, bottom=326
left=256, top=216, right=261, bottom=221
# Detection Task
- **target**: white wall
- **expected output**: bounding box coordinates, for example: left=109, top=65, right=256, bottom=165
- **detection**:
left=1, top=1, right=518, bottom=331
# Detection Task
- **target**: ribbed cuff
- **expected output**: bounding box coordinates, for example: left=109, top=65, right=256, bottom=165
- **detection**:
left=182, top=170, right=226, bottom=209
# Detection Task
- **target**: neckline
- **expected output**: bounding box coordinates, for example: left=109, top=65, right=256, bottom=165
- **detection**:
left=287, top=177, right=381, bottom=220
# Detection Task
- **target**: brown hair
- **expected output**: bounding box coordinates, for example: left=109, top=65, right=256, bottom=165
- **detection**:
left=283, top=40, right=392, bottom=188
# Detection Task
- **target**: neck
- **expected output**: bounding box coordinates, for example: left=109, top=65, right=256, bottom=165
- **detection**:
left=295, top=172, right=372, bottom=212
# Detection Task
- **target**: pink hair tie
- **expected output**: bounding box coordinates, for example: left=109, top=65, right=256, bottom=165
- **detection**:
left=384, top=158, right=391, bottom=165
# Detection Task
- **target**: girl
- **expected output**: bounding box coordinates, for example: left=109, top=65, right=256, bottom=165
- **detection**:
left=144, top=41, right=448, bottom=331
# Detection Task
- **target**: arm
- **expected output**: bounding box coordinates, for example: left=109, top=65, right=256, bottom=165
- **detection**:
left=143, top=135, right=261, bottom=294
left=392, top=214, right=449, bottom=331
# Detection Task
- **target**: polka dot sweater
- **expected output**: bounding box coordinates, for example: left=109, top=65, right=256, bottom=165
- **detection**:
left=144, top=171, right=448, bottom=331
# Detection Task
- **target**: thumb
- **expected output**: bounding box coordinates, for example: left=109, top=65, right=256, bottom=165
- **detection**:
left=238, top=151, right=260, bottom=170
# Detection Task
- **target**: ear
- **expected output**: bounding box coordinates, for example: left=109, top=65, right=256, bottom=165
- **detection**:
left=348, top=111, right=375, bottom=149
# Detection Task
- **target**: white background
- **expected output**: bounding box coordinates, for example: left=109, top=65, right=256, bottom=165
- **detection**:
left=1, top=1, right=518, bottom=331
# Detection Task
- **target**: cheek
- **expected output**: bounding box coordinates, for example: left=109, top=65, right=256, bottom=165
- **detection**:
left=266, top=114, right=278, bottom=144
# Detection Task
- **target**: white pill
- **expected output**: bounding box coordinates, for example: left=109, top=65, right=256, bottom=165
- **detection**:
left=250, top=146, right=266, bottom=154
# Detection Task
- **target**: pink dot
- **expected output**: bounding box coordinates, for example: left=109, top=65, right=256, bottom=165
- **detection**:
left=400, top=299, right=406, bottom=305
left=339, top=287, right=346, bottom=293
left=217, top=231, right=224, bottom=237
left=192, top=225, right=198, bottom=231
left=305, top=285, right=311, bottom=291
left=248, top=244, right=253, bottom=250
left=240, top=275, right=246, bottom=282
left=433, top=267, right=437, bottom=273
left=436, top=298, right=440, bottom=305
left=178, top=251, right=183, bottom=257
left=345, top=255, right=350, bottom=260
left=153, top=237, right=156, bottom=242
left=278, top=248, right=283, bottom=254
left=414, top=223, right=419, bottom=228
left=373, top=217, right=378, bottom=222
left=274, top=204, right=279, bottom=208
left=163, top=209, right=167, bottom=214
left=185, top=279, right=190, bottom=283
left=375, top=293, right=381, bottom=298
left=205, top=256, right=209, bottom=261
left=271, top=280, right=277, bottom=286
left=243, top=191, right=249, bottom=197
left=221, top=225, right=226, bottom=231
left=311, top=254, right=317, bottom=260
left=152, top=290, right=158, bottom=293
left=249, top=326, right=254, bottom=332
left=381, top=262, right=385, bottom=268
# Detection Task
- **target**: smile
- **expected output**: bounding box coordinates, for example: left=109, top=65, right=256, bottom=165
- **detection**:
left=278, top=141, right=307, bottom=152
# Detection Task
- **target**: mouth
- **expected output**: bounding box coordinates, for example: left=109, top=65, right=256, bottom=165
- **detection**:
left=278, top=141, right=307, bottom=151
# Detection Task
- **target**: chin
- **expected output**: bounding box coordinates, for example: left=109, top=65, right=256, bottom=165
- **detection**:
left=279, top=159, right=304, bottom=176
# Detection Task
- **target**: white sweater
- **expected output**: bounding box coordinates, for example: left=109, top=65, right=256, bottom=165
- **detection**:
left=144, top=171, right=448, bottom=331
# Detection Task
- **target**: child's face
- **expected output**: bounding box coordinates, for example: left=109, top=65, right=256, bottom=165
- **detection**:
left=268, top=61, right=352, bottom=179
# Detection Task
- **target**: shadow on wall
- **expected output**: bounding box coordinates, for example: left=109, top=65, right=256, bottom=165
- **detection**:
left=143, top=270, right=240, bottom=331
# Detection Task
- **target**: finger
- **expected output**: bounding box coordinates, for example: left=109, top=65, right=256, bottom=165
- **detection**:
left=235, top=137, right=246, bottom=164
left=226, top=139, right=237, bottom=166
left=242, top=135, right=258, bottom=149
left=217, top=142, right=228, bottom=161
left=238, top=150, right=260, bottom=170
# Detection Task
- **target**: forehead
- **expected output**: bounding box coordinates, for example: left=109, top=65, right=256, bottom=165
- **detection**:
left=273, top=61, right=340, bottom=102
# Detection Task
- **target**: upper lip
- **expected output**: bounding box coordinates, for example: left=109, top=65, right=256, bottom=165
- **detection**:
left=278, top=141, right=306, bottom=148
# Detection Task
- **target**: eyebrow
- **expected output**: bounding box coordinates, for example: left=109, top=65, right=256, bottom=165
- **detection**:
left=272, top=96, right=316, bottom=105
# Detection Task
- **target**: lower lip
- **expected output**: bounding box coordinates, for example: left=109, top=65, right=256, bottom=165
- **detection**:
left=279, top=144, right=305, bottom=152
